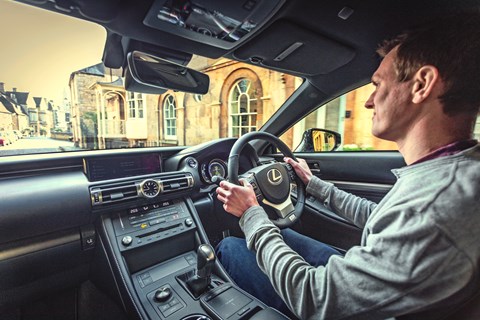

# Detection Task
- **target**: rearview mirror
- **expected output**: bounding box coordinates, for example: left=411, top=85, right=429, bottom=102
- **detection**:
left=125, top=51, right=210, bottom=94
left=294, top=128, right=341, bottom=152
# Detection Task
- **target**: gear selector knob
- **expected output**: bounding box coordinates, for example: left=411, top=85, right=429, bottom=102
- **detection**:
left=197, top=244, right=215, bottom=279
left=186, top=244, right=216, bottom=297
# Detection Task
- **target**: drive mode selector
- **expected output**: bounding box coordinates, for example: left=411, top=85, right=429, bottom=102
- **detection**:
left=154, top=286, right=172, bottom=302
left=140, top=179, right=161, bottom=198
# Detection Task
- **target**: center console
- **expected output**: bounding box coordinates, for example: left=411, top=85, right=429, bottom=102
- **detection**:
left=100, top=196, right=290, bottom=320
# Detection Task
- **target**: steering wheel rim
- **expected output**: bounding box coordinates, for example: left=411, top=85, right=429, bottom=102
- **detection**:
left=227, top=131, right=305, bottom=228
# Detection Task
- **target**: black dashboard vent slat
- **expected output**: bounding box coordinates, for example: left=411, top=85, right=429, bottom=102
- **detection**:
left=90, top=182, right=138, bottom=206
left=161, top=174, right=193, bottom=193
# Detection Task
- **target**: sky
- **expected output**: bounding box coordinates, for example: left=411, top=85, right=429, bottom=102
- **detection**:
left=0, top=0, right=106, bottom=104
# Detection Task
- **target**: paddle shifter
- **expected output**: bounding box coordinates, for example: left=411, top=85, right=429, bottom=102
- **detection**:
left=187, top=244, right=216, bottom=296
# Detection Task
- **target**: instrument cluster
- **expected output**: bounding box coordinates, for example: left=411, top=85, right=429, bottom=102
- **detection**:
left=200, top=158, right=227, bottom=184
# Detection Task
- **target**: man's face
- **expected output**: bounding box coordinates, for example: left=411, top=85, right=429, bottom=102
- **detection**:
left=365, top=48, right=416, bottom=142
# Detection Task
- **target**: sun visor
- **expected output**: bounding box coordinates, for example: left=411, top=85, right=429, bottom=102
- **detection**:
left=233, top=20, right=355, bottom=75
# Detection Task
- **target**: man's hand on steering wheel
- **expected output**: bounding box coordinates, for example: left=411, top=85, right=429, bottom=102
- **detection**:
left=283, top=157, right=313, bottom=186
left=216, top=131, right=306, bottom=228
left=216, top=179, right=259, bottom=218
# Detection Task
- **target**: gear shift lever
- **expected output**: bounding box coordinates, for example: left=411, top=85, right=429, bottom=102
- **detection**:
left=197, top=244, right=215, bottom=279
left=187, top=244, right=216, bottom=296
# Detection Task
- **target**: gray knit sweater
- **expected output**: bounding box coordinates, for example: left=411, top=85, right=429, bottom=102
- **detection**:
left=239, top=144, right=480, bottom=320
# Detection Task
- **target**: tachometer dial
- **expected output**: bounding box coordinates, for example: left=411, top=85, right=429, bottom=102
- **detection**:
left=140, top=179, right=161, bottom=198
left=208, top=159, right=227, bottom=181
left=201, top=163, right=210, bottom=183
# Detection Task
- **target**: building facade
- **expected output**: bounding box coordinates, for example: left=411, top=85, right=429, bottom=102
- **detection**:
left=69, top=58, right=480, bottom=152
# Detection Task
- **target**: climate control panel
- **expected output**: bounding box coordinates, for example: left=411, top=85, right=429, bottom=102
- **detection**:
left=112, top=199, right=195, bottom=251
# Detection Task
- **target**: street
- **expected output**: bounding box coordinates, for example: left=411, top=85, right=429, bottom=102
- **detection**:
left=0, top=136, right=78, bottom=156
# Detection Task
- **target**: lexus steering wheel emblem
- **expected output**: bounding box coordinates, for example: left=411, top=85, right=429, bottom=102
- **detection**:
left=267, top=168, right=283, bottom=185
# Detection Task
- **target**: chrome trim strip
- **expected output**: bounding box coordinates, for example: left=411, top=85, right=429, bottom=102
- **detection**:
left=328, top=180, right=393, bottom=191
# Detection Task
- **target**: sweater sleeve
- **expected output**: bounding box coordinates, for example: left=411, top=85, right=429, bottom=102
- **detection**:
left=306, top=176, right=378, bottom=228
left=239, top=206, right=474, bottom=320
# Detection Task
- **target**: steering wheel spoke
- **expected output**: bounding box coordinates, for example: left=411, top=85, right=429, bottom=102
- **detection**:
left=239, top=172, right=264, bottom=202
left=228, top=132, right=305, bottom=228
left=261, top=184, right=295, bottom=218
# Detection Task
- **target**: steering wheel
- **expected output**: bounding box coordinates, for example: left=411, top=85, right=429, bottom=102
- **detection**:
left=227, top=131, right=305, bottom=228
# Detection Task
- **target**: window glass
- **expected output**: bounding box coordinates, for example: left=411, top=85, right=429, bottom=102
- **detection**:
left=137, top=93, right=144, bottom=118
left=0, top=0, right=301, bottom=156
left=228, top=79, right=258, bottom=137
left=283, top=84, right=399, bottom=152
left=163, top=95, right=177, bottom=139
left=127, top=92, right=145, bottom=119
left=128, top=92, right=136, bottom=118
left=474, top=115, right=480, bottom=140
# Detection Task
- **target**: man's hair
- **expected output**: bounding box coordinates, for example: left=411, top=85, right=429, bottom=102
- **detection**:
left=377, top=11, right=480, bottom=116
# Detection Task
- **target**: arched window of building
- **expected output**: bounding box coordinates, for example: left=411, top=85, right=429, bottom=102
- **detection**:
left=163, top=94, right=176, bottom=139
left=228, top=78, right=258, bottom=137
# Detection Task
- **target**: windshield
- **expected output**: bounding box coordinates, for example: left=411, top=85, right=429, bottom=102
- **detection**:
left=0, top=1, right=301, bottom=157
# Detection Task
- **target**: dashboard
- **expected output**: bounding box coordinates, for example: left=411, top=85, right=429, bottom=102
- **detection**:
left=0, top=137, right=265, bottom=320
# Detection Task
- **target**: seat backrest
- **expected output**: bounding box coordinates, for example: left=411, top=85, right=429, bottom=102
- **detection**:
left=441, top=289, right=480, bottom=320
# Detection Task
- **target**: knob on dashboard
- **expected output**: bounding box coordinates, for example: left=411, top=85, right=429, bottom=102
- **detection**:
left=154, top=286, right=172, bottom=302
left=185, top=218, right=193, bottom=227
left=122, top=236, right=133, bottom=246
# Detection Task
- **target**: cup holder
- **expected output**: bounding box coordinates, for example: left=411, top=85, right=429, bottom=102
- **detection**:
left=181, top=315, right=212, bottom=320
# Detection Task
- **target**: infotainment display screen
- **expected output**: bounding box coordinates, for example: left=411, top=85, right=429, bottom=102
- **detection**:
left=84, top=154, right=162, bottom=181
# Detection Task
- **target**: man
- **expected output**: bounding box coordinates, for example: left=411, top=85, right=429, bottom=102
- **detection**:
left=215, top=12, right=480, bottom=320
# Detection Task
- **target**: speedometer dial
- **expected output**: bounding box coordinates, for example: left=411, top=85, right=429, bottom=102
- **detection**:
left=208, top=159, right=227, bottom=181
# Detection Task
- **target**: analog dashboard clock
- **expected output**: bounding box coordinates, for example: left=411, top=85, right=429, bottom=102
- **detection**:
left=140, top=179, right=161, bottom=198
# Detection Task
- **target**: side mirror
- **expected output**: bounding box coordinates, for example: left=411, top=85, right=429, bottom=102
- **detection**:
left=125, top=51, right=210, bottom=94
left=294, top=128, right=341, bottom=152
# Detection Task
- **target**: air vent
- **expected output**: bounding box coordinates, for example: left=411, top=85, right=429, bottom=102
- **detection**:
left=90, top=172, right=194, bottom=206
left=90, top=182, right=138, bottom=206
left=161, top=173, right=194, bottom=193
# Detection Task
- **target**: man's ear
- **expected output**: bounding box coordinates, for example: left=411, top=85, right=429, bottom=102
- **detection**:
left=411, top=65, right=440, bottom=104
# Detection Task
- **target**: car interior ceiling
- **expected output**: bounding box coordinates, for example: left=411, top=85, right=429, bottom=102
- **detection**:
left=17, top=0, right=477, bottom=99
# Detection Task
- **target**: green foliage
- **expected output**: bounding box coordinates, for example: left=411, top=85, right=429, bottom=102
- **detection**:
left=342, top=144, right=375, bottom=151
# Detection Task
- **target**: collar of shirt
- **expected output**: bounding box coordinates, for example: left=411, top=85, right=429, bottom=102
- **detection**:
left=411, top=139, right=478, bottom=166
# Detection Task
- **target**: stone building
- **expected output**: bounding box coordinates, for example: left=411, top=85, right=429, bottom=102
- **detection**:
left=158, top=58, right=301, bottom=148
left=0, top=83, right=29, bottom=135
left=69, top=63, right=124, bottom=148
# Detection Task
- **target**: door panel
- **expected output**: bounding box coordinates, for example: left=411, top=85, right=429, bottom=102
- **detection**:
left=278, top=151, right=405, bottom=251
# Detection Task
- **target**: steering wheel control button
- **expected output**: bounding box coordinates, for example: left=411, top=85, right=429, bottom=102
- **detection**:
left=121, top=236, right=133, bottom=246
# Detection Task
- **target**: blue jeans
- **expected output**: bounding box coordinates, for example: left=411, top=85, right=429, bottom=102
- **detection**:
left=215, top=229, right=340, bottom=318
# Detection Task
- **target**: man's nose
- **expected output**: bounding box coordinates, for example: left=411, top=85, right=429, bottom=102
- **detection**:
left=365, top=93, right=374, bottom=109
